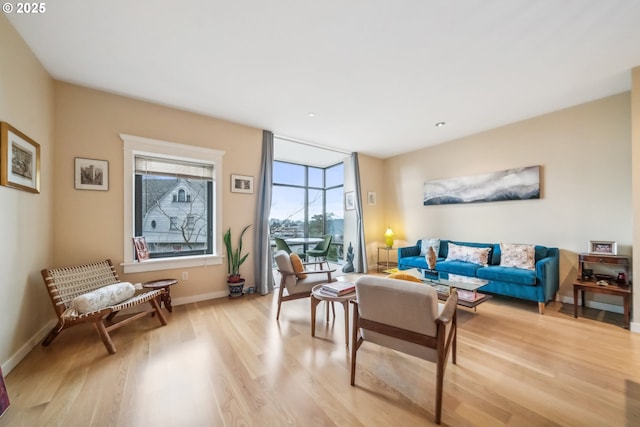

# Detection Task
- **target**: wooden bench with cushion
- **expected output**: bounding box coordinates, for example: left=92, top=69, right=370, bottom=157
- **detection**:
left=41, top=259, right=167, bottom=354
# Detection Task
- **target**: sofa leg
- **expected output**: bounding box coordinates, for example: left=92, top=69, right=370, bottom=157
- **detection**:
left=538, top=302, right=545, bottom=314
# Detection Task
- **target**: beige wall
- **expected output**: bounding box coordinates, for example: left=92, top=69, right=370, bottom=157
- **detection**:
left=53, top=82, right=262, bottom=303
left=384, top=93, right=632, bottom=308
left=0, top=15, right=54, bottom=372
left=632, top=67, right=640, bottom=331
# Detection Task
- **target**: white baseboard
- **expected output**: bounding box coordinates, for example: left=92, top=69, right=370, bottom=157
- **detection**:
left=558, top=294, right=624, bottom=314
left=172, top=290, right=230, bottom=306
left=2, top=319, right=57, bottom=375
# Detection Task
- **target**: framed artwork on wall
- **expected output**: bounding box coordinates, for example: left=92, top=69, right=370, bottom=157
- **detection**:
left=75, top=157, right=109, bottom=191
left=345, top=191, right=355, bottom=210
left=231, top=174, right=254, bottom=194
left=0, top=366, right=9, bottom=418
left=0, top=121, right=41, bottom=194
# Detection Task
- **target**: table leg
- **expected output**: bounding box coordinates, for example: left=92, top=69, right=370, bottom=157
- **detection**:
left=581, top=290, right=586, bottom=308
left=311, top=295, right=319, bottom=337
left=162, top=286, right=172, bottom=312
left=624, top=294, right=630, bottom=329
left=573, top=285, right=579, bottom=318
left=342, top=300, right=350, bottom=346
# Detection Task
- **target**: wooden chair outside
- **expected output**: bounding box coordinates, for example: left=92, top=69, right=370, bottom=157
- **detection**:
left=350, top=275, right=458, bottom=425
left=273, top=250, right=336, bottom=320
left=41, top=259, right=167, bottom=354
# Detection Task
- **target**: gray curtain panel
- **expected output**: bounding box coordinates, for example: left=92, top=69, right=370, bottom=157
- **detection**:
left=351, top=152, right=368, bottom=273
left=254, top=130, right=275, bottom=295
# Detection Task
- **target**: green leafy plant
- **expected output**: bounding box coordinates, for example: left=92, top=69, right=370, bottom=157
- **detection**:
left=223, top=225, right=251, bottom=283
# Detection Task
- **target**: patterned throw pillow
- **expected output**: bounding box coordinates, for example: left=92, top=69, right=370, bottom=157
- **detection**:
left=71, top=282, right=136, bottom=314
left=420, top=237, right=441, bottom=256
left=387, top=272, right=423, bottom=283
left=499, top=243, right=535, bottom=270
left=289, top=253, right=308, bottom=279
left=445, top=242, right=491, bottom=266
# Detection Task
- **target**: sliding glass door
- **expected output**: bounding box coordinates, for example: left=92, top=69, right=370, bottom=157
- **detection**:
left=270, top=161, right=344, bottom=262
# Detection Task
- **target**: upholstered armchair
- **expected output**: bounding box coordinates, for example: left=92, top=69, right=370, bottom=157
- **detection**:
left=273, top=250, right=336, bottom=320
left=350, top=275, right=458, bottom=425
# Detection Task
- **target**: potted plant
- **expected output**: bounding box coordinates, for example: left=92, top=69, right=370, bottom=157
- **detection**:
left=223, top=225, right=251, bottom=297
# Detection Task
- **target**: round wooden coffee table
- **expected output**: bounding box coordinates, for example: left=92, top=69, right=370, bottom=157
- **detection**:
left=311, top=283, right=356, bottom=346
left=143, top=279, right=178, bottom=312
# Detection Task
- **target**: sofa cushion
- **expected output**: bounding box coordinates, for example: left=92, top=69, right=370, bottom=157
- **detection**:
left=420, top=238, right=441, bottom=257
left=476, top=266, right=537, bottom=286
left=499, top=243, right=535, bottom=270
left=436, top=260, right=483, bottom=277
left=399, top=256, right=430, bottom=269
left=445, top=242, right=491, bottom=266
left=71, top=282, right=136, bottom=314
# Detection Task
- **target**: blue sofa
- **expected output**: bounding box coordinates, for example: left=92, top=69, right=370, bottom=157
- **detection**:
left=397, top=240, right=559, bottom=314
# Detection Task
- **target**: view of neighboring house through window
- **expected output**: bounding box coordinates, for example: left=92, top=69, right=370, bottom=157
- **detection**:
left=270, top=160, right=344, bottom=262
left=135, top=155, right=213, bottom=258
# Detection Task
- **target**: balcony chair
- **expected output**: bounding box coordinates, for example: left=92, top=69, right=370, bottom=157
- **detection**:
left=273, top=250, right=336, bottom=320
left=305, top=234, right=333, bottom=267
left=274, top=237, right=305, bottom=260
left=350, top=275, right=458, bottom=425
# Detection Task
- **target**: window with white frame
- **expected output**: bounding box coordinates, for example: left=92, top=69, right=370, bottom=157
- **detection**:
left=121, top=134, right=225, bottom=273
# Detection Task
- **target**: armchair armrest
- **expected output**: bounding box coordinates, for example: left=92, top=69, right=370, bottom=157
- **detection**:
left=277, top=268, right=336, bottom=278
left=535, top=248, right=559, bottom=302
left=436, top=290, right=458, bottom=324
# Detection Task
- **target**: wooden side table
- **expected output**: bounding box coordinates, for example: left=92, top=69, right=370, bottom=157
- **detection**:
left=573, top=279, right=631, bottom=329
left=143, top=279, right=178, bottom=312
left=310, top=283, right=356, bottom=346
left=377, top=247, right=397, bottom=272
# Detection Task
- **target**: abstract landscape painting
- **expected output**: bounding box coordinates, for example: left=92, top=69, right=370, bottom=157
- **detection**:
left=423, top=166, right=540, bottom=206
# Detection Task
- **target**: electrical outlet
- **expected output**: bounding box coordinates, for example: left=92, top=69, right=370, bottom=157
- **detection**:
left=182, top=271, right=189, bottom=280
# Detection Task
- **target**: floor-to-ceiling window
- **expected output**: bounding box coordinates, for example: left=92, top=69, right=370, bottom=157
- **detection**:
left=270, top=160, right=344, bottom=262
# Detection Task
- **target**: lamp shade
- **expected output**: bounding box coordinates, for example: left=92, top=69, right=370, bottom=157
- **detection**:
left=384, top=227, right=394, bottom=248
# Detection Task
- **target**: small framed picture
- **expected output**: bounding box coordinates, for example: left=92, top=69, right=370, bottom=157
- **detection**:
left=0, top=122, right=41, bottom=194
left=367, top=191, right=377, bottom=205
left=75, top=157, right=109, bottom=191
left=345, top=191, right=355, bottom=210
left=588, top=240, right=617, bottom=255
left=231, top=174, right=254, bottom=194
left=133, top=236, right=150, bottom=261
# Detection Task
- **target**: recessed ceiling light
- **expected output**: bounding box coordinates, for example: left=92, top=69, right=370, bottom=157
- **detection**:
left=435, top=121, right=446, bottom=127
left=308, top=112, right=316, bottom=117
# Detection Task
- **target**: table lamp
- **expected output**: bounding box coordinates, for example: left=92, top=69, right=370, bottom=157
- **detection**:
left=384, top=227, right=394, bottom=248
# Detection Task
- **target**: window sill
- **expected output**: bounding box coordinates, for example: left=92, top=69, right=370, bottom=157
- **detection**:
left=122, top=254, right=223, bottom=274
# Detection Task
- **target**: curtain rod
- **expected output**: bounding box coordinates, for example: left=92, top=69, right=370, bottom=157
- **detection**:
left=274, top=134, right=352, bottom=156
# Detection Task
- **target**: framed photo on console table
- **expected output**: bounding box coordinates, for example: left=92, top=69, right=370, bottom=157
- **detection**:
left=588, top=240, right=617, bottom=255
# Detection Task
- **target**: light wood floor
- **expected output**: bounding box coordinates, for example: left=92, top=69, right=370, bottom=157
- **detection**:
left=2, top=274, right=640, bottom=427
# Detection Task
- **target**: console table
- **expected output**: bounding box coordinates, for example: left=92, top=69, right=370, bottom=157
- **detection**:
left=573, top=280, right=631, bottom=329
left=574, top=253, right=631, bottom=329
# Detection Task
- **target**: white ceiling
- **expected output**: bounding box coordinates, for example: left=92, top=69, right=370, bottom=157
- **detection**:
left=7, top=1, right=640, bottom=159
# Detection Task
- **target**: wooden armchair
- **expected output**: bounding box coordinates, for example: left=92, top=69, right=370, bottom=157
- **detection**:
left=41, top=259, right=167, bottom=354
left=273, top=250, right=336, bottom=320
left=350, top=275, right=458, bottom=425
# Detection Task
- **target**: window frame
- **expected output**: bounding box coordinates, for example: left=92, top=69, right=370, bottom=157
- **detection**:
left=121, top=133, right=225, bottom=273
